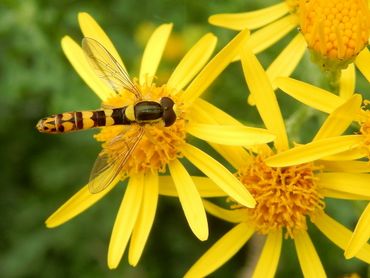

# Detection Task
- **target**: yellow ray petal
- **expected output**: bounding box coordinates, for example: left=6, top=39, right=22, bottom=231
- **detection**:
left=321, top=191, right=369, bottom=200
left=317, top=172, right=370, bottom=200
left=275, top=77, right=344, bottom=113
left=192, top=98, right=241, bottom=125
left=312, top=212, right=370, bottom=263
left=169, top=159, right=208, bottom=241
left=320, top=160, right=370, bottom=173
left=241, top=46, right=288, bottom=151
left=139, top=24, right=172, bottom=85
left=339, top=63, right=355, bottom=99
left=203, top=200, right=247, bottom=223
left=167, top=33, right=217, bottom=92
left=78, top=12, right=126, bottom=70
left=183, top=144, right=256, bottom=208
left=252, top=229, right=282, bottom=278
left=247, top=14, right=298, bottom=54
left=322, top=147, right=368, bottom=161
left=294, top=230, right=326, bottom=278
left=184, top=222, right=254, bottom=278
left=345, top=203, right=370, bottom=259
left=184, top=29, right=250, bottom=103
left=187, top=123, right=275, bottom=146
left=266, top=33, right=307, bottom=90
left=208, top=2, right=289, bottom=30
left=46, top=173, right=121, bottom=228
left=158, top=176, right=226, bottom=197
left=128, top=172, right=158, bottom=266
left=355, top=47, right=370, bottom=83
left=190, top=99, right=252, bottom=168
left=108, top=174, right=144, bottom=269
left=313, top=94, right=362, bottom=141
left=61, top=36, right=114, bottom=101
left=266, top=135, right=364, bottom=167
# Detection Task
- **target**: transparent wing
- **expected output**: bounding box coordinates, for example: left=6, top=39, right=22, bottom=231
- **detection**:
left=82, top=37, right=142, bottom=99
left=88, top=127, right=145, bottom=193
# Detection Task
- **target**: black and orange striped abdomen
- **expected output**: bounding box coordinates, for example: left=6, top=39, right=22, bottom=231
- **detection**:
left=36, top=107, right=131, bottom=134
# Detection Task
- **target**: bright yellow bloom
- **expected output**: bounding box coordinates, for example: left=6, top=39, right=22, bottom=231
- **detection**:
left=44, top=13, right=278, bottom=269
left=184, top=46, right=370, bottom=277
left=275, top=76, right=370, bottom=260
left=209, top=0, right=370, bottom=87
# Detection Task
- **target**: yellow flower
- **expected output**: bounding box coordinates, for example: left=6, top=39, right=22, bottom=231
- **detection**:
left=274, top=76, right=370, bottom=261
left=184, top=46, right=370, bottom=277
left=44, top=13, right=277, bottom=269
left=209, top=0, right=370, bottom=88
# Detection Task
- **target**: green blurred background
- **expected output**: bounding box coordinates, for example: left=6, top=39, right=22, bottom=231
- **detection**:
left=1, top=0, right=369, bottom=277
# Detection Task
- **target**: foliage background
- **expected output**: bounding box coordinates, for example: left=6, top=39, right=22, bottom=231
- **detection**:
left=1, top=0, right=369, bottom=277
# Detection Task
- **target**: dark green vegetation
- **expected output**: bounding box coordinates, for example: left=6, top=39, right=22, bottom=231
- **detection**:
left=1, top=0, right=369, bottom=277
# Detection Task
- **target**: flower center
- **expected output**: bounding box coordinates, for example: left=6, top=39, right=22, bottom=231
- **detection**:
left=359, top=101, right=370, bottom=159
left=94, top=83, right=187, bottom=177
left=236, top=154, right=324, bottom=238
left=298, top=0, right=370, bottom=70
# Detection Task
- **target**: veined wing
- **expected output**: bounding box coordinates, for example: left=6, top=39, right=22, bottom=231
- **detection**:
left=88, top=126, right=145, bottom=193
left=82, top=37, right=141, bottom=99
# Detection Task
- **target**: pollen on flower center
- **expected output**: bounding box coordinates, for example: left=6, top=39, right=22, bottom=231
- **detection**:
left=94, top=82, right=187, bottom=177
left=236, top=155, right=324, bottom=238
left=298, top=0, right=370, bottom=69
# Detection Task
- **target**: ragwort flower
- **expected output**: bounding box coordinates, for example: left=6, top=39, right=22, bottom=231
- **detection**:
left=44, top=13, right=278, bottom=269
left=275, top=76, right=370, bottom=261
left=209, top=0, right=370, bottom=88
left=184, top=46, right=370, bottom=277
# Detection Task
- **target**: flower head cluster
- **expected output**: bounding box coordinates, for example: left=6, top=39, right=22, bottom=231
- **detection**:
left=38, top=4, right=370, bottom=277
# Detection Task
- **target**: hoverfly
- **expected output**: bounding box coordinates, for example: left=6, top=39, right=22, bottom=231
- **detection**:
left=36, top=37, right=178, bottom=193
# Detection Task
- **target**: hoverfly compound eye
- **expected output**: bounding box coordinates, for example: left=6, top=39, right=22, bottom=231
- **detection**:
left=160, top=97, right=177, bottom=127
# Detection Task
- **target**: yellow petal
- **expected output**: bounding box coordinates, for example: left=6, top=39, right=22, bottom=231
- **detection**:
left=252, top=229, right=282, bottom=278
left=266, top=33, right=307, bottom=90
left=294, top=230, right=326, bottom=278
left=78, top=12, right=126, bottom=71
left=46, top=174, right=121, bottom=228
left=184, top=222, right=254, bottom=278
left=184, top=29, right=250, bottom=103
left=169, top=159, right=209, bottom=241
left=313, top=94, right=362, bottom=141
left=203, top=200, right=247, bottom=223
left=128, top=172, right=158, bottom=266
left=247, top=14, right=298, bottom=54
left=322, top=147, right=368, bottom=161
left=355, top=47, right=370, bottom=83
left=108, top=174, right=144, bottom=269
left=320, top=160, right=370, bottom=173
left=241, top=46, right=288, bottom=151
left=191, top=99, right=252, bottom=168
left=275, top=77, right=344, bottom=113
left=208, top=2, right=289, bottom=30
left=183, top=144, right=256, bottom=208
left=187, top=123, right=275, bottom=146
left=317, top=172, right=370, bottom=200
left=339, top=63, right=355, bottom=99
left=158, top=176, right=226, bottom=197
left=266, top=135, right=364, bottom=167
left=345, top=203, right=370, bottom=259
left=139, top=23, right=173, bottom=85
left=167, top=33, right=217, bottom=92
left=191, top=98, right=243, bottom=125
left=313, top=212, right=370, bottom=263
left=61, top=36, right=114, bottom=101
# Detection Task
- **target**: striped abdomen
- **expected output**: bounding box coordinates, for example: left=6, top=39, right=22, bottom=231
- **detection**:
left=36, top=107, right=131, bottom=134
